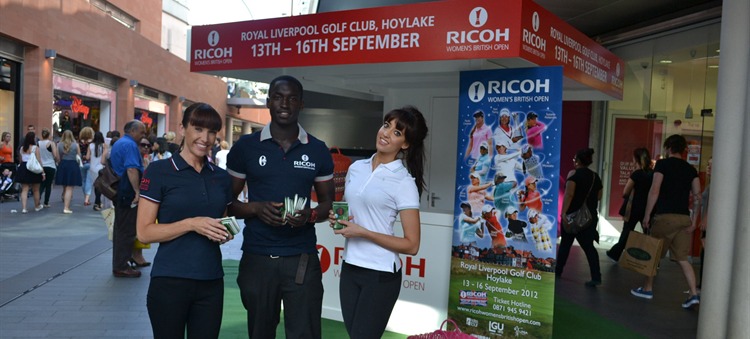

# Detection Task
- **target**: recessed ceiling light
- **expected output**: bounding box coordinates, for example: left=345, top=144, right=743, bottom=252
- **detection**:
left=708, top=65, right=719, bottom=69
left=659, top=59, right=672, bottom=64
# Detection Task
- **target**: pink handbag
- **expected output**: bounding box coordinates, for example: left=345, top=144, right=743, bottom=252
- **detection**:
left=407, top=319, right=475, bottom=339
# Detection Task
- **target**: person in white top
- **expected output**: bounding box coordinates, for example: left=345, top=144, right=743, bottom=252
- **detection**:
left=17, top=132, right=45, bottom=213
left=328, top=106, right=428, bottom=338
left=213, top=140, right=229, bottom=169
left=37, top=128, right=59, bottom=207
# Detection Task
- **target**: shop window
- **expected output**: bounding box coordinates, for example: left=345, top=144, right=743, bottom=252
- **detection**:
left=53, top=92, right=101, bottom=136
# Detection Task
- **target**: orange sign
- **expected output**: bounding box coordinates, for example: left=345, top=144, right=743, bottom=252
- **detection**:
left=71, top=96, right=90, bottom=119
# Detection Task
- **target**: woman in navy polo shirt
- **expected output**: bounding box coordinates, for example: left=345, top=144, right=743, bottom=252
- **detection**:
left=329, top=106, right=428, bottom=338
left=136, top=103, right=234, bottom=339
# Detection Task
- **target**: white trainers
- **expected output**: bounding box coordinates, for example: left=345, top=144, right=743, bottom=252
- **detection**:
left=34, top=205, right=43, bottom=212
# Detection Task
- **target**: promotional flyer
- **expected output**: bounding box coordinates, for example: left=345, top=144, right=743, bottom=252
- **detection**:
left=449, top=67, right=562, bottom=338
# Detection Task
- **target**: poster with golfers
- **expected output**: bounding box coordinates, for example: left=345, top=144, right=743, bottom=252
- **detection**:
left=449, top=67, right=562, bottom=338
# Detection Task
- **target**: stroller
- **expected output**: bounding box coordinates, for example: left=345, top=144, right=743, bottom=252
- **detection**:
left=0, top=164, right=20, bottom=202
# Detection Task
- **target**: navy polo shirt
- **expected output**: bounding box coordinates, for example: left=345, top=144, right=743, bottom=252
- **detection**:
left=140, top=154, right=233, bottom=280
left=226, top=124, right=334, bottom=256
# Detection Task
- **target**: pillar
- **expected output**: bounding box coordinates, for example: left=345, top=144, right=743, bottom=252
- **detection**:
left=697, top=0, right=750, bottom=337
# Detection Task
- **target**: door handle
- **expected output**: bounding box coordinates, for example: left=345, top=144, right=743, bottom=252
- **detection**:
left=430, top=192, right=441, bottom=207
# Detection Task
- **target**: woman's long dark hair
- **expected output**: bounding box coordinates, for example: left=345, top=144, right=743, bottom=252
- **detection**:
left=633, top=147, right=652, bottom=172
left=22, top=132, right=36, bottom=153
left=179, top=103, right=223, bottom=151
left=154, top=137, right=168, bottom=155
left=93, top=132, right=105, bottom=157
left=383, top=106, right=429, bottom=197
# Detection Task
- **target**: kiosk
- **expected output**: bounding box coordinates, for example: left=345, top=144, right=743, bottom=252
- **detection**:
left=191, top=0, right=623, bottom=335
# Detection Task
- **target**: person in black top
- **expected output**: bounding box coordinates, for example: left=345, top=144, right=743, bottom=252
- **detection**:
left=631, top=135, right=701, bottom=309
left=137, top=103, right=234, bottom=338
left=607, top=148, right=653, bottom=261
left=557, top=148, right=603, bottom=287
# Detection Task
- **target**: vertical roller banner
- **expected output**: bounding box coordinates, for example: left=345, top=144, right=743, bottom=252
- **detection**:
left=449, top=67, right=562, bottom=338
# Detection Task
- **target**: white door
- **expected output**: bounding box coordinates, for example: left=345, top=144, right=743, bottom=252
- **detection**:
left=422, top=96, right=458, bottom=213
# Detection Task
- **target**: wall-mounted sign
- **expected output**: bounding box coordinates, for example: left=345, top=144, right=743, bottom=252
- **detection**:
left=191, top=0, right=623, bottom=99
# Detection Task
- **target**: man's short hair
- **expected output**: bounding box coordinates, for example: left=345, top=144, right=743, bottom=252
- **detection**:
left=123, top=120, right=143, bottom=134
left=269, top=75, right=303, bottom=99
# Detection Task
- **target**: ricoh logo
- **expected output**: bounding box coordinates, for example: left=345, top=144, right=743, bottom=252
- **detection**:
left=489, top=321, right=504, bottom=335
left=294, top=154, right=316, bottom=170
left=447, top=7, right=510, bottom=44
left=522, top=12, right=547, bottom=52
left=194, top=30, right=233, bottom=60
left=468, top=79, right=551, bottom=102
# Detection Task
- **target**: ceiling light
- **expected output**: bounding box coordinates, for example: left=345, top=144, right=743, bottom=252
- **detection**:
left=659, top=59, right=672, bottom=64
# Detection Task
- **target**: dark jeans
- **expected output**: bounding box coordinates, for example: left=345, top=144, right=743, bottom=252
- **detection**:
left=556, top=224, right=601, bottom=282
left=237, top=253, right=323, bottom=339
left=39, top=167, right=56, bottom=205
left=94, top=187, right=102, bottom=206
left=147, top=277, right=224, bottom=339
left=112, top=202, right=137, bottom=271
left=339, top=261, right=402, bottom=339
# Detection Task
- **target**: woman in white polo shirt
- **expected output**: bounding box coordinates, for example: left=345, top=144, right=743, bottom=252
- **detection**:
left=329, top=106, right=428, bottom=338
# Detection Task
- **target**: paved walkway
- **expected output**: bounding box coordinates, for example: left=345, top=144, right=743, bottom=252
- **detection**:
left=0, top=185, right=699, bottom=338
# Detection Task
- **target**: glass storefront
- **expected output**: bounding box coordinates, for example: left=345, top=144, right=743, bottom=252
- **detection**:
left=0, top=57, right=20, bottom=147
left=604, top=22, right=719, bottom=212
left=601, top=22, right=720, bottom=255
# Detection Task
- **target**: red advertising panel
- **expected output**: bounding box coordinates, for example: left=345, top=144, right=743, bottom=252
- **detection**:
left=190, top=0, right=624, bottom=99
left=608, top=118, right=664, bottom=218
left=191, top=1, right=523, bottom=71
left=519, top=1, right=625, bottom=99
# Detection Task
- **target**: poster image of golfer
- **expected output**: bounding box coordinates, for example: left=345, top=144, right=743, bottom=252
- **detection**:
left=449, top=67, right=562, bottom=338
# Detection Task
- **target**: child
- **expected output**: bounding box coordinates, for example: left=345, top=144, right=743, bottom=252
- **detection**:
left=1, top=168, right=12, bottom=191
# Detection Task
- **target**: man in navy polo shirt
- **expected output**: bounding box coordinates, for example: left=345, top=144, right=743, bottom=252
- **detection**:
left=109, top=120, right=146, bottom=278
left=227, top=75, right=335, bottom=338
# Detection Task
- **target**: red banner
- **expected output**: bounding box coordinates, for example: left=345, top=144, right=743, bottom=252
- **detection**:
left=191, top=0, right=624, bottom=99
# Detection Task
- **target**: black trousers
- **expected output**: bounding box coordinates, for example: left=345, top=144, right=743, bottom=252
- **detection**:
left=112, top=202, right=137, bottom=271
left=339, top=261, right=402, bottom=339
left=147, top=277, right=224, bottom=339
left=237, top=253, right=323, bottom=339
left=556, top=224, right=601, bottom=282
left=39, top=166, right=56, bottom=205
left=607, top=215, right=643, bottom=260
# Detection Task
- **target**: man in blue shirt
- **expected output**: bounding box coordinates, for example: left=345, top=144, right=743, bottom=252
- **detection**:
left=109, top=120, right=145, bottom=278
left=227, top=75, right=335, bottom=338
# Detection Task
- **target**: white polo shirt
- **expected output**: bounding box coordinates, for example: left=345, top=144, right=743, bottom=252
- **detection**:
left=342, top=155, right=420, bottom=273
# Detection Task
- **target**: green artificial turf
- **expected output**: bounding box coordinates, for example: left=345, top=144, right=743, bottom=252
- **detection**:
left=221, top=260, right=644, bottom=338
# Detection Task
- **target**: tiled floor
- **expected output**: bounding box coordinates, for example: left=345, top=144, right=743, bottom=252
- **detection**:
left=0, top=186, right=699, bottom=338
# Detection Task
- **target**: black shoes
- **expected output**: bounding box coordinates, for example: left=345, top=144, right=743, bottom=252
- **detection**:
left=128, top=258, right=151, bottom=267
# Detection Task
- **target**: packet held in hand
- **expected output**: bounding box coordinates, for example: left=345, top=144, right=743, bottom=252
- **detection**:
left=332, top=201, right=349, bottom=230
left=282, top=194, right=308, bottom=223
left=220, top=216, right=241, bottom=235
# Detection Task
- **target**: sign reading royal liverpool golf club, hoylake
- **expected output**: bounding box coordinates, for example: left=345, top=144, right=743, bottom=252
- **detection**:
left=449, top=67, right=562, bottom=338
